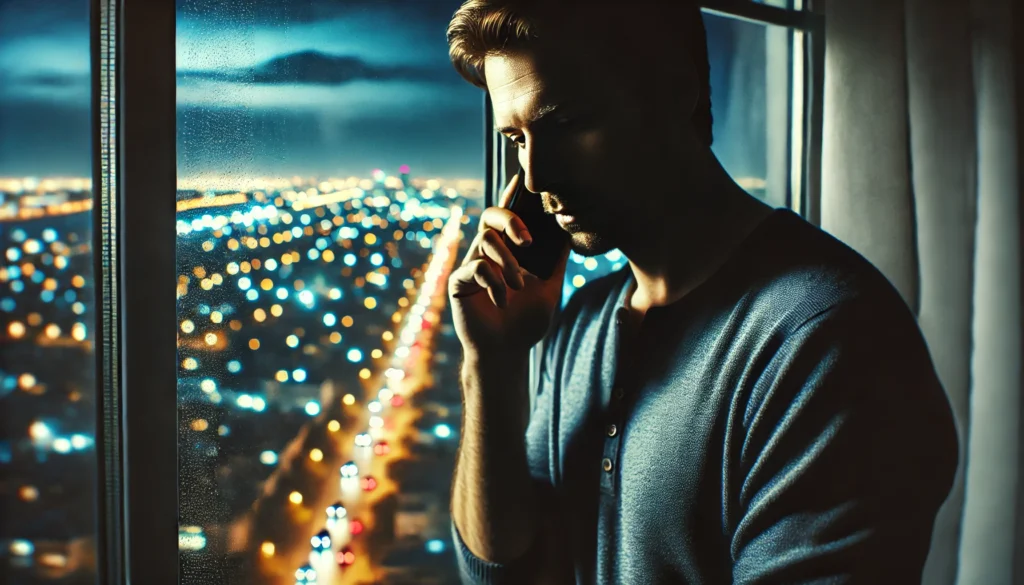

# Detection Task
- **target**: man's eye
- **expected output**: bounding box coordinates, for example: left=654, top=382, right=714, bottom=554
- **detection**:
left=508, top=136, right=525, bottom=149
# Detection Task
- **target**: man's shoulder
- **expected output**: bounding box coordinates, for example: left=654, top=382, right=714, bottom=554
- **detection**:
left=738, top=210, right=917, bottom=334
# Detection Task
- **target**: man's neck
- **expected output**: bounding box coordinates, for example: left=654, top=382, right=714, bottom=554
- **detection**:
left=621, top=167, right=773, bottom=318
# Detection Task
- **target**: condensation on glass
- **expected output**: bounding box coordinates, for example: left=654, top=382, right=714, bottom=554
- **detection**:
left=0, top=0, right=99, bottom=583
left=175, top=1, right=480, bottom=583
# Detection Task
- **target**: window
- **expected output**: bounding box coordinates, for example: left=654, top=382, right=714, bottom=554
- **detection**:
left=0, top=0, right=98, bottom=583
left=0, top=1, right=821, bottom=583
left=175, top=1, right=479, bottom=583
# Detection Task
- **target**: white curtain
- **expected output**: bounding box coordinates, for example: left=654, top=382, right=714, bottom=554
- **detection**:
left=820, top=0, right=1021, bottom=583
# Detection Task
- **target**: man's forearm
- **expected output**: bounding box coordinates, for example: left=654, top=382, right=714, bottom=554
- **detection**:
left=451, top=349, right=538, bottom=564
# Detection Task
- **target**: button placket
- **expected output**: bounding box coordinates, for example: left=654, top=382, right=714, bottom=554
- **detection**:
left=601, top=302, right=630, bottom=497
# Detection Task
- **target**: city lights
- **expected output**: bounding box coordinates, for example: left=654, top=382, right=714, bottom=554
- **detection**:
left=6, top=166, right=493, bottom=581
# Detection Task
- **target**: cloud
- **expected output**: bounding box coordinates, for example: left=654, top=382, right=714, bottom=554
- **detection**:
left=0, top=71, right=90, bottom=104
left=178, top=50, right=458, bottom=86
left=16, top=72, right=87, bottom=88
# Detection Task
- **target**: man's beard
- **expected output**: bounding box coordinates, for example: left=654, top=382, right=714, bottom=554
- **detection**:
left=568, top=230, right=616, bottom=257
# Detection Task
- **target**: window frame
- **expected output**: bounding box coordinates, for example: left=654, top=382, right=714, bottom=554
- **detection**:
left=92, top=0, right=178, bottom=583
left=88, top=1, right=824, bottom=583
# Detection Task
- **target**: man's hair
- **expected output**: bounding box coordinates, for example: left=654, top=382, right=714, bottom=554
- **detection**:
left=446, top=0, right=713, bottom=146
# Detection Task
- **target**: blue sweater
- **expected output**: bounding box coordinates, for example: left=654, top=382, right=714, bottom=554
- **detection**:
left=452, top=209, right=958, bottom=584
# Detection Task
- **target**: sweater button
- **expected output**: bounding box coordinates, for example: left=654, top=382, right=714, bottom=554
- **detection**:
left=602, top=458, right=614, bottom=472
left=606, top=424, right=618, bottom=437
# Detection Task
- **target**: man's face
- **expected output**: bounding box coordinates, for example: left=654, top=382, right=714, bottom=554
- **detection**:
left=485, top=42, right=682, bottom=257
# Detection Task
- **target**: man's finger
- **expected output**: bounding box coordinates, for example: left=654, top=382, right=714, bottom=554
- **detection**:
left=481, top=206, right=532, bottom=247
left=498, top=171, right=521, bottom=208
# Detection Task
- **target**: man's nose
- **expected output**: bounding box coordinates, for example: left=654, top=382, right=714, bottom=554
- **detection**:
left=519, top=143, right=564, bottom=195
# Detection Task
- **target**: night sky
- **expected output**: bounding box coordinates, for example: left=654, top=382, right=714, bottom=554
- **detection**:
left=0, top=0, right=485, bottom=180
left=0, top=0, right=767, bottom=184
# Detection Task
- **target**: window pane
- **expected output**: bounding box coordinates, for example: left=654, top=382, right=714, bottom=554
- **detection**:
left=563, top=11, right=796, bottom=306
left=175, top=2, right=480, bottom=582
left=0, top=1, right=98, bottom=583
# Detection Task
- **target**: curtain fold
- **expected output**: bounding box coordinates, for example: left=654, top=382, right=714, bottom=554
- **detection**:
left=960, top=0, right=1022, bottom=582
left=820, top=0, right=918, bottom=309
left=904, top=1, right=977, bottom=583
left=821, top=0, right=1021, bottom=583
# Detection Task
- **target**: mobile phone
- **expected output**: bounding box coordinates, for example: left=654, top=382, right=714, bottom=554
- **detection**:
left=502, top=168, right=570, bottom=280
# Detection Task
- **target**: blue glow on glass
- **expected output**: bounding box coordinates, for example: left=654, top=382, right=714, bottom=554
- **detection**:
left=246, top=289, right=259, bottom=301
left=276, top=288, right=289, bottom=300
left=238, top=277, right=251, bottom=290
left=304, top=401, right=320, bottom=416
left=293, top=368, right=307, bottom=383
left=344, top=253, right=356, bottom=267
left=370, top=253, right=383, bottom=266
left=347, top=348, right=363, bottom=363
left=323, top=313, right=336, bottom=327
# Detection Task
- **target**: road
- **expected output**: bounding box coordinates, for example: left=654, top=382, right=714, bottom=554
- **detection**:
left=256, top=208, right=464, bottom=585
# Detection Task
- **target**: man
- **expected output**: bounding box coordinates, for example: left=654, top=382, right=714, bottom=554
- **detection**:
left=444, top=1, right=958, bottom=583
